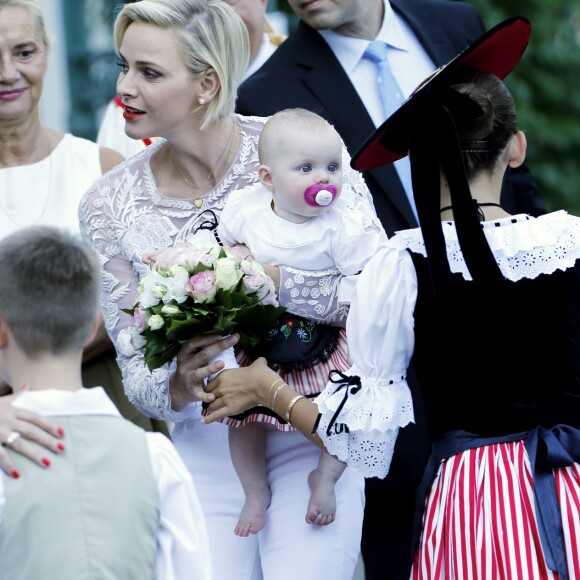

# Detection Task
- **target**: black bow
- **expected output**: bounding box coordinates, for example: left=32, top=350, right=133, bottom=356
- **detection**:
left=318, top=370, right=362, bottom=437
left=525, top=425, right=580, bottom=580
left=193, top=209, right=222, bottom=246
left=409, top=94, right=504, bottom=306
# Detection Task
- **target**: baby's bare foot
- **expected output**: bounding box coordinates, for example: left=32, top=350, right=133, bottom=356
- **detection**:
left=234, top=487, right=272, bottom=537
left=306, top=468, right=337, bottom=526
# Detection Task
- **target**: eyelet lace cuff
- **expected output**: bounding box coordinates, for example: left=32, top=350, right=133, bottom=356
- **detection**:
left=314, top=368, right=414, bottom=478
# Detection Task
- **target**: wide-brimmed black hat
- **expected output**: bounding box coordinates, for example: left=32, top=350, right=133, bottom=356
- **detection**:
left=352, top=17, right=531, bottom=172
left=352, top=17, right=531, bottom=299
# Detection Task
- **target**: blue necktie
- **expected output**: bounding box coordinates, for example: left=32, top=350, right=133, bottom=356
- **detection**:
left=363, top=40, right=417, bottom=221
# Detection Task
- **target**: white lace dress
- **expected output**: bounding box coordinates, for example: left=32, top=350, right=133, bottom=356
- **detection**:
left=315, top=211, right=580, bottom=479
left=78, top=113, right=381, bottom=423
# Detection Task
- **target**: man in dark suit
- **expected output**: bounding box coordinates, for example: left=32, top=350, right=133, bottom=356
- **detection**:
left=236, top=2, right=544, bottom=578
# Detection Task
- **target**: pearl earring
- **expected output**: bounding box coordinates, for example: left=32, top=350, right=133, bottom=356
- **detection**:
left=198, top=97, right=206, bottom=105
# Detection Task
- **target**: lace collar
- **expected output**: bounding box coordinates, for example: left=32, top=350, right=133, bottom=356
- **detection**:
left=132, top=116, right=254, bottom=211
left=388, top=211, right=580, bottom=281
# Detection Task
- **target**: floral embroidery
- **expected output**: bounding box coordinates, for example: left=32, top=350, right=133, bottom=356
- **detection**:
left=267, top=316, right=316, bottom=343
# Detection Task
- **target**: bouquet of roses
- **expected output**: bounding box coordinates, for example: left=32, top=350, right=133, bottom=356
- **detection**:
left=123, top=230, right=285, bottom=371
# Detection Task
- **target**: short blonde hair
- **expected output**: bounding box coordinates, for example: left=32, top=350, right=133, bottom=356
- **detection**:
left=114, top=0, right=249, bottom=129
left=0, top=0, right=50, bottom=50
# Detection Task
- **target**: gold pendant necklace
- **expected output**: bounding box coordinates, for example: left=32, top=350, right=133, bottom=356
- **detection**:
left=172, top=120, right=237, bottom=209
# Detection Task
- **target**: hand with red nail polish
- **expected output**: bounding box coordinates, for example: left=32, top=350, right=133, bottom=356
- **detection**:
left=0, top=393, right=65, bottom=476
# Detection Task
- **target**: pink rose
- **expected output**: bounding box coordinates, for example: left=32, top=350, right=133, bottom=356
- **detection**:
left=243, top=273, right=278, bottom=306
left=133, top=307, right=147, bottom=332
left=148, top=245, right=215, bottom=272
left=185, top=270, right=217, bottom=303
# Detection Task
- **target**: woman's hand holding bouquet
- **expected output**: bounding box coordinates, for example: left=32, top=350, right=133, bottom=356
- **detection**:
left=124, top=231, right=285, bottom=372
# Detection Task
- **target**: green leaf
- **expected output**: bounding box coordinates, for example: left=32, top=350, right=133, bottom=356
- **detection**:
left=145, top=342, right=182, bottom=372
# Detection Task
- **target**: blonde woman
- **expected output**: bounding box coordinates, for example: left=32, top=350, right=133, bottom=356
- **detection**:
left=80, top=1, right=382, bottom=578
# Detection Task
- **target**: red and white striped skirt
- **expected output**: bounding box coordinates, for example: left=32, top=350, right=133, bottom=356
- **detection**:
left=222, top=328, right=350, bottom=431
left=411, top=441, right=580, bottom=579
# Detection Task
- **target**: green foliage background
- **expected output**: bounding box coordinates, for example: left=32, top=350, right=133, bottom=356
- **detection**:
left=456, top=0, right=580, bottom=214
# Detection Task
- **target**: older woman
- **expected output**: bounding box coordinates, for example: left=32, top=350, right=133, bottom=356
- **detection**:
left=80, top=0, right=383, bottom=578
left=0, top=0, right=166, bottom=472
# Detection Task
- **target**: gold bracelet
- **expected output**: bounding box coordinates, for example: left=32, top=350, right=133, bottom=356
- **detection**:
left=268, top=378, right=284, bottom=408
left=271, top=384, right=286, bottom=411
left=285, top=394, right=306, bottom=425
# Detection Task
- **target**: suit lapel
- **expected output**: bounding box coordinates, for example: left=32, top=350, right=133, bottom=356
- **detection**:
left=391, top=0, right=449, bottom=66
left=294, top=23, right=376, bottom=151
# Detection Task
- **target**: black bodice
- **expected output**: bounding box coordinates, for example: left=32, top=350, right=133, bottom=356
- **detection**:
left=410, top=251, right=580, bottom=440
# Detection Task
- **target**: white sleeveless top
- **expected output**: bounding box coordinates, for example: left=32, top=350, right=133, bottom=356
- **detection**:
left=0, top=134, right=101, bottom=239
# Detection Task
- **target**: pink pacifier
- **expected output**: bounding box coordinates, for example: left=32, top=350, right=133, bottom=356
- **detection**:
left=303, top=184, right=338, bottom=207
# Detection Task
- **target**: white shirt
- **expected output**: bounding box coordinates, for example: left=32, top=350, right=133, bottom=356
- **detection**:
left=0, top=134, right=101, bottom=239
left=316, top=211, right=580, bottom=478
left=1, top=388, right=212, bottom=580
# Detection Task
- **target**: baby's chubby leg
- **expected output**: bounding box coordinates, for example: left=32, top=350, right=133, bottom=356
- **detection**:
left=306, top=450, right=347, bottom=526
left=229, top=422, right=272, bottom=537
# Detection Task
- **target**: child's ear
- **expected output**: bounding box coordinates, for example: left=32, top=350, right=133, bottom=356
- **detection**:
left=84, top=314, right=101, bottom=347
left=258, top=164, right=274, bottom=191
left=507, top=130, right=527, bottom=169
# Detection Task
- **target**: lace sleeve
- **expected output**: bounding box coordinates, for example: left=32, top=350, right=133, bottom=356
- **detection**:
left=279, top=149, right=386, bottom=325
left=79, top=180, right=194, bottom=422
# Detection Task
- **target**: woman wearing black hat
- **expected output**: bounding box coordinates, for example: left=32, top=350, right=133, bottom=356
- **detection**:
left=204, top=18, right=580, bottom=579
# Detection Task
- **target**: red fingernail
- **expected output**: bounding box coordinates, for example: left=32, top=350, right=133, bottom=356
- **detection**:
left=57, top=443, right=65, bottom=452
left=11, top=471, right=20, bottom=479
left=57, top=427, right=65, bottom=437
left=41, top=458, right=51, bottom=467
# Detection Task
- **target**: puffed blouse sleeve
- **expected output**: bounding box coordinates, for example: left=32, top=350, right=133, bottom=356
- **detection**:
left=79, top=167, right=195, bottom=422
left=315, top=246, right=417, bottom=478
left=277, top=147, right=386, bottom=326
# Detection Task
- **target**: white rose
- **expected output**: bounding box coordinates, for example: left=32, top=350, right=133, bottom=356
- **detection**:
left=163, top=266, right=189, bottom=304
left=161, top=304, right=181, bottom=316
left=215, top=257, right=243, bottom=291
left=138, top=271, right=169, bottom=308
left=147, top=314, right=165, bottom=330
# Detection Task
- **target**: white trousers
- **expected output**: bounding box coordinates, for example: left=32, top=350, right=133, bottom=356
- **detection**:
left=173, top=405, right=365, bottom=580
